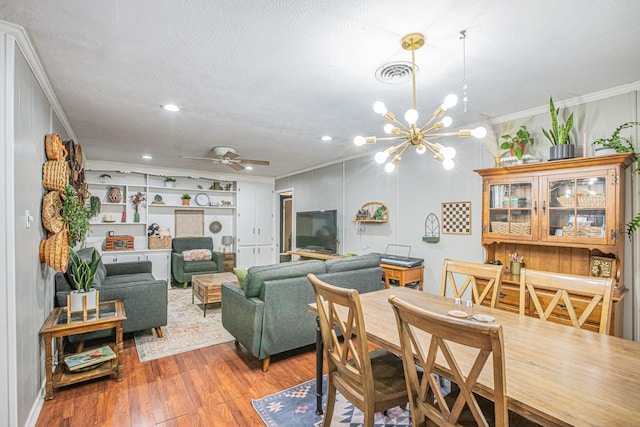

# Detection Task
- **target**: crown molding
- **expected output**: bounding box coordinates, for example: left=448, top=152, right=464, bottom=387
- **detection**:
left=0, top=20, right=77, bottom=141
left=488, top=81, right=640, bottom=125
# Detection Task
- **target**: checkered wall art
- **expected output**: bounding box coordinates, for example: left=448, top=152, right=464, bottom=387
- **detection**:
left=441, top=201, right=471, bottom=235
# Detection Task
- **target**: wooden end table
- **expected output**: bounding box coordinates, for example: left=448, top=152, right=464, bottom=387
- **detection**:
left=192, top=272, right=238, bottom=316
left=381, top=263, right=424, bottom=291
left=39, top=300, right=126, bottom=400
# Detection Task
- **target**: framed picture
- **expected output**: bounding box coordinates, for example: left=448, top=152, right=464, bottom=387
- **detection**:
left=590, top=256, right=616, bottom=279
left=175, top=209, right=204, bottom=237
left=441, top=201, right=471, bottom=235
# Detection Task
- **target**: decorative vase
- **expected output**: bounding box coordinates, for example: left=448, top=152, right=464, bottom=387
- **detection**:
left=509, top=143, right=526, bottom=158
left=549, top=144, right=575, bottom=161
left=69, top=289, right=98, bottom=312
left=164, top=181, right=174, bottom=188
left=182, top=199, right=190, bottom=206
left=133, top=211, right=140, bottom=223
left=107, top=187, right=122, bottom=203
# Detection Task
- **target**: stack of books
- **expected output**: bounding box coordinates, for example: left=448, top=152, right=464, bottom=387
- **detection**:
left=64, top=345, right=116, bottom=372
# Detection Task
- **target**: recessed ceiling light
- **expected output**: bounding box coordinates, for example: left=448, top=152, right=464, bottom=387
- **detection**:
left=245, top=166, right=253, bottom=170
left=161, top=104, right=180, bottom=112
left=321, top=135, right=332, bottom=141
left=142, top=155, right=152, bottom=160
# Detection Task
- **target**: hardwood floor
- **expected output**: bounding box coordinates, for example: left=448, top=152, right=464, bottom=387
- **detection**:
left=36, top=337, right=318, bottom=427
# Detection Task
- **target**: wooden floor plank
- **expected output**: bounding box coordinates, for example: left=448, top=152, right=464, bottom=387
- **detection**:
left=36, top=336, right=318, bottom=426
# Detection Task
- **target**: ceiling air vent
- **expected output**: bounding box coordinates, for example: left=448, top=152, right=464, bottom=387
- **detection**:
left=375, top=61, right=418, bottom=85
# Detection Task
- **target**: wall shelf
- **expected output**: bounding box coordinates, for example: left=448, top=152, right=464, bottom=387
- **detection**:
left=353, top=201, right=389, bottom=223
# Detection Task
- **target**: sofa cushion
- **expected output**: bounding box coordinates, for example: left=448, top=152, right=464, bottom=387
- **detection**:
left=324, top=253, right=381, bottom=273
left=172, top=237, right=213, bottom=253
left=182, top=249, right=212, bottom=261
left=234, top=267, right=249, bottom=289
left=102, top=272, right=156, bottom=286
left=183, top=259, right=218, bottom=273
left=245, top=260, right=326, bottom=298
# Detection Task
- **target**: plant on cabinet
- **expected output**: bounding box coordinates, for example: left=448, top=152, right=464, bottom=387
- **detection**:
left=500, top=125, right=534, bottom=159
left=543, top=96, right=575, bottom=160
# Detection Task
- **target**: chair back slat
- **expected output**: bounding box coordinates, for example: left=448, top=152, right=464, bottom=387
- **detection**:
left=519, top=268, right=614, bottom=334
left=389, top=295, right=508, bottom=427
left=441, top=259, right=505, bottom=308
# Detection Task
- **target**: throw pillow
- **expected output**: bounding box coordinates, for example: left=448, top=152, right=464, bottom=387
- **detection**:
left=182, top=249, right=212, bottom=261
left=234, top=267, right=248, bottom=289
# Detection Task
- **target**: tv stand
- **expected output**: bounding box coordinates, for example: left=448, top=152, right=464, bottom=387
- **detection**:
left=287, top=250, right=343, bottom=261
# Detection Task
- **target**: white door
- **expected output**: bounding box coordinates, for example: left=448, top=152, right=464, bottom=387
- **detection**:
left=255, top=183, right=273, bottom=246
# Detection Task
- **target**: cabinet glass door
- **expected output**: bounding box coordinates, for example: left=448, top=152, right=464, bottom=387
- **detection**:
left=488, top=181, right=534, bottom=237
left=547, top=175, right=607, bottom=240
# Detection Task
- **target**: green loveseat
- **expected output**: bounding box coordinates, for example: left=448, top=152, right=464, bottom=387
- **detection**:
left=54, top=248, right=168, bottom=342
left=171, top=237, right=224, bottom=286
left=221, top=253, right=384, bottom=371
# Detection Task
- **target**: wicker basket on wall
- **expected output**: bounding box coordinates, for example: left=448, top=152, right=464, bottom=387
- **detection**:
left=45, top=133, right=67, bottom=161
left=42, top=190, right=64, bottom=233
left=42, top=160, right=70, bottom=192
left=39, top=226, right=69, bottom=272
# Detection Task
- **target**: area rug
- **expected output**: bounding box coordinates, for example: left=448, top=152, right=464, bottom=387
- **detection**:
left=134, top=288, right=234, bottom=362
left=252, top=375, right=412, bottom=426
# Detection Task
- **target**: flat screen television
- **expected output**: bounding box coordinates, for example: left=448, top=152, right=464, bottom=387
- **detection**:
left=295, top=209, right=338, bottom=254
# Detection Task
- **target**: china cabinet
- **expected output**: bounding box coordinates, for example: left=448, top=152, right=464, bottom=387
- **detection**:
left=474, top=153, right=635, bottom=336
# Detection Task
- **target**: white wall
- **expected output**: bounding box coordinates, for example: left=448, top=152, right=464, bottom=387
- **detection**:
left=276, top=90, right=639, bottom=340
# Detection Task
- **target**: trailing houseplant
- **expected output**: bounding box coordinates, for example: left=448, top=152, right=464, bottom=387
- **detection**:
left=61, top=185, right=100, bottom=247
left=590, top=122, right=640, bottom=238
left=164, top=177, right=176, bottom=187
left=500, top=125, right=534, bottom=159
left=543, top=97, right=575, bottom=160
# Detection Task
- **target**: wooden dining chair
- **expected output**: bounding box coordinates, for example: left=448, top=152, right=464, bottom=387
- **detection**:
left=519, top=268, right=614, bottom=334
left=441, top=259, right=505, bottom=308
left=389, top=295, right=510, bottom=427
left=307, top=273, right=408, bottom=427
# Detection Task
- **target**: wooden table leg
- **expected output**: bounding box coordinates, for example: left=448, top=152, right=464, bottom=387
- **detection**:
left=44, top=333, right=54, bottom=400
left=115, top=320, right=124, bottom=381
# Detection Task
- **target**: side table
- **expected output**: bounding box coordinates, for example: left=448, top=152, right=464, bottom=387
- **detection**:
left=381, top=263, right=424, bottom=291
left=222, top=252, right=236, bottom=272
left=39, top=300, right=126, bottom=399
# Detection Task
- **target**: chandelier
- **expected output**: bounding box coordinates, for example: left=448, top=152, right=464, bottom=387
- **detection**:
left=354, top=33, right=486, bottom=172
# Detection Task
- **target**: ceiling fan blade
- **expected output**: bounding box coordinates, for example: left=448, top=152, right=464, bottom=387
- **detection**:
left=228, top=162, right=244, bottom=171
left=181, top=156, right=221, bottom=162
left=224, top=151, right=240, bottom=160
left=238, top=159, right=270, bottom=166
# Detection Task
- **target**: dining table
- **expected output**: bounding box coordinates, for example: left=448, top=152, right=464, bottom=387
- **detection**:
left=309, top=286, right=640, bottom=426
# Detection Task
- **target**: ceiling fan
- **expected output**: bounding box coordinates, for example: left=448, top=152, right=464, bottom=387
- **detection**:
left=181, top=146, right=270, bottom=171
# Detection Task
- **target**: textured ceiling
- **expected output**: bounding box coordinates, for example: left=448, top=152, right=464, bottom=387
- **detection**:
left=2, top=0, right=640, bottom=177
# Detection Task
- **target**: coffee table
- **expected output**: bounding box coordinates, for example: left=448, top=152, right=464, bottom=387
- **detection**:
left=192, top=272, right=238, bottom=316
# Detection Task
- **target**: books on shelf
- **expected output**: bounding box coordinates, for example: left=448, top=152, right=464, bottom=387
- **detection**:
left=64, top=345, right=116, bottom=371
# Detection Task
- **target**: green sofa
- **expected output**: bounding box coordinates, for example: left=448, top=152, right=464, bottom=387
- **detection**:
left=171, top=237, right=224, bottom=285
left=54, top=248, right=168, bottom=342
left=221, top=253, right=384, bottom=371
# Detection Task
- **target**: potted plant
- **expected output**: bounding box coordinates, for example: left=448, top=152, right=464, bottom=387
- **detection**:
left=542, top=96, right=575, bottom=160
left=181, top=194, right=191, bottom=206
left=61, top=185, right=99, bottom=247
left=164, top=177, right=176, bottom=188
left=592, top=121, right=639, bottom=156
left=500, top=125, right=534, bottom=160
left=68, top=247, right=101, bottom=311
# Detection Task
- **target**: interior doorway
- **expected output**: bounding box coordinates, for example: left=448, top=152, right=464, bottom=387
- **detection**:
left=278, top=190, right=293, bottom=262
